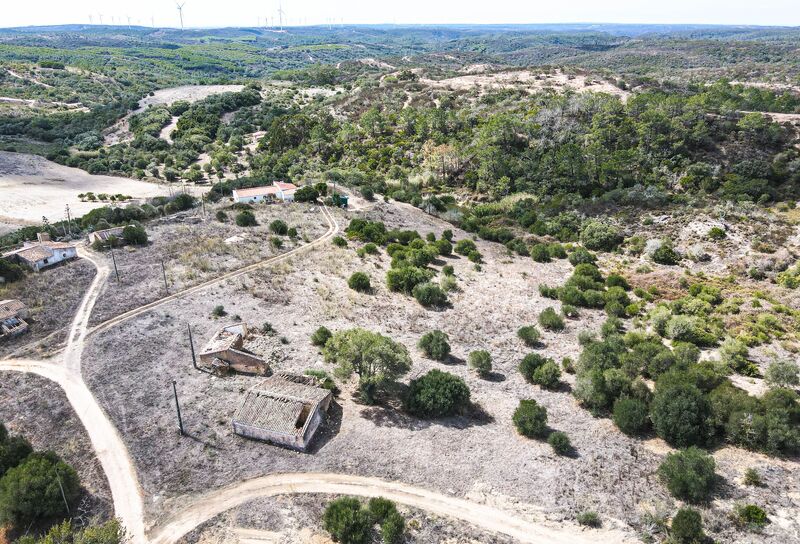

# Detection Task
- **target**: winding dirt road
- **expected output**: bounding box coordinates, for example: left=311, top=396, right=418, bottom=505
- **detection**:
left=0, top=202, right=638, bottom=544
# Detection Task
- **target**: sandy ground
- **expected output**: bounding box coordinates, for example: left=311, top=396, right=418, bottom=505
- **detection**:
left=0, top=152, right=182, bottom=233
left=420, top=69, right=630, bottom=100
left=0, top=371, right=113, bottom=524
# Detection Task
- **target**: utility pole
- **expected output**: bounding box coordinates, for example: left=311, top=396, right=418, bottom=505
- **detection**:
left=65, top=204, right=72, bottom=238
left=172, top=380, right=185, bottom=435
left=110, top=246, right=120, bottom=282
left=161, top=259, right=169, bottom=293
left=201, top=195, right=206, bottom=218
left=188, top=324, right=197, bottom=370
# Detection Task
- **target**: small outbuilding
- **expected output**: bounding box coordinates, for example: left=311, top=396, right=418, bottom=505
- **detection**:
left=199, top=323, right=269, bottom=376
left=0, top=299, right=29, bottom=340
left=1, top=233, right=77, bottom=272
left=232, top=372, right=333, bottom=451
left=87, top=226, right=125, bottom=246
left=232, top=181, right=297, bottom=204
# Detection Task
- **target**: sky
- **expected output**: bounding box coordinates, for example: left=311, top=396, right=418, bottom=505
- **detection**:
left=2, top=0, right=799, bottom=28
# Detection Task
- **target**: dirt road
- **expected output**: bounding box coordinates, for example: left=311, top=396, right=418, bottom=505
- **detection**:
left=149, top=473, right=635, bottom=544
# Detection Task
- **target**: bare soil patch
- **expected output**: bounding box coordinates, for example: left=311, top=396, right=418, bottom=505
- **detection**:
left=0, top=371, right=113, bottom=524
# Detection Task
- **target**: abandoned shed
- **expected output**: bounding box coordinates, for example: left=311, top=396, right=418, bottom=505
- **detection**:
left=87, top=226, right=125, bottom=246
left=1, top=233, right=77, bottom=272
left=232, top=372, right=333, bottom=452
left=0, top=299, right=29, bottom=340
left=199, top=323, right=269, bottom=376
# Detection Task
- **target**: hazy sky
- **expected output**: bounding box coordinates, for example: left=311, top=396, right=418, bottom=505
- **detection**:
left=2, top=0, right=799, bottom=28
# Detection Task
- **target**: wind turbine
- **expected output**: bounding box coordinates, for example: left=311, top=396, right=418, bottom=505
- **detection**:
left=176, top=2, right=186, bottom=30
left=126, top=15, right=132, bottom=29
left=89, top=14, right=93, bottom=24
left=277, top=1, right=285, bottom=31
left=98, top=13, right=103, bottom=25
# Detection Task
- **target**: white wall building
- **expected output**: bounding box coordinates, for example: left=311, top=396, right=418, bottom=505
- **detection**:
left=232, top=182, right=297, bottom=204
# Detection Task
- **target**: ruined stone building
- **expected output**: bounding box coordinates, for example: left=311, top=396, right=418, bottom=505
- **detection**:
left=1, top=233, right=77, bottom=272
left=199, top=323, right=269, bottom=376
left=232, top=372, right=333, bottom=451
left=87, top=226, right=126, bottom=246
left=0, top=299, right=29, bottom=340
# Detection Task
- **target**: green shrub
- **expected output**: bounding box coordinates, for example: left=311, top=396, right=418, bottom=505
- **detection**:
left=211, top=305, right=226, bottom=317
left=435, top=239, right=452, bottom=256
left=548, top=431, right=572, bottom=455
left=348, top=272, right=371, bottom=292
left=269, top=219, right=289, bottom=235
left=122, top=224, right=148, bottom=245
left=743, top=468, right=763, bottom=487
left=519, top=353, right=549, bottom=382
left=561, top=304, right=579, bottom=318
left=412, top=282, right=448, bottom=307
left=765, top=360, right=799, bottom=388
left=707, top=226, right=726, bottom=240
left=468, top=350, right=493, bottom=377
left=405, top=370, right=470, bottom=418
left=0, top=451, right=80, bottom=525
left=513, top=399, right=548, bottom=439
left=322, top=498, right=373, bottom=544
left=311, top=326, right=333, bottom=347
left=386, top=266, right=433, bottom=294
left=580, top=221, right=623, bottom=251
left=517, top=326, right=541, bottom=347
left=381, top=511, right=405, bottom=544
left=364, top=242, right=379, bottom=254
left=235, top=210, right=257, bottom=227
left=539, top=284, right=559, bottom=299
left=568, top=247, right=596, bottom=266
left=332, top=236, right=347, bottom=247
left=454, top=239, right=476, bottom=255
left=605, top=274, right=630, bottom=290
left=442, top=264, right=455, bottom=276
left=612, top=397, right=650, bottom=436
left=576, top=511, right=601, bottom=528
left=532, top=361, right=561, bottom=389
left=671, top=507, right=704, bottom=544
left=538, top=307, right=565, bottom=331
left=657, top=447, right=717, bottom=503
left=418, top=330, right=450, bottom=361
left=467, top=250, right=483, bottom=263
left=530, top=244, right=551, bottom=263
left=652, top=243, right=680, bottom=265
left=651, top=382, right=710, bottom=448
left=0, top=260, right=25, bottom=283
left=547, top=243, right=567, bottom=259
left=0, top=426, right=32, bottom=477
left=733, top=504, right=768, bottom=530
left=367, top=497, right=397, bottom=522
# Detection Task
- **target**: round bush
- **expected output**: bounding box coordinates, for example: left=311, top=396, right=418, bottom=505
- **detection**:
left=235, top=210, right=257, bottom=227
left=612, top=397, right=650, bottom=436
left=532, top=361, right=561, bottom=389
left=412, top=282, right=448, bottom=307
left=468, top=350, right=492, bottom=377
left=652, top=243, right=680, bottom=265
left=322, top=497, right=372, bottom=544
left=381, top=510, right=405, bottom=544
left=513, top=399, right=548, bottom=439
left=568, top=247, right=597, bottom=266
left=311, top=326, right=332, bottom=347
left=348, top=272, right=371, bottom=292
left=651, top=383, right=710, bottom=448
left=580, top=221, right=623, bottom=251
left=405, top=370, right=471, bottom=418
left=269, top=219, right=288, bottom=235
left=519, top=353, right=549, bottom=382
left=530, top=244, right=551, bottom=263
left=733, top=504, right=768, bottom=529
left=657, top=447, right=717, bottom=503
left=671, top=507, right=704, bottom=544
left=547, top=431, right=572, bottom=455
left=418, top=330, right=451, bottom=361
left=332, top=236, right=347, bottom=247
left=538, top=307, right=565, bottom=331
left=517, top=325, right=541, bottom=347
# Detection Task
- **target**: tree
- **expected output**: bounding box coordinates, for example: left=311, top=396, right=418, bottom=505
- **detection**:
left=386, top=266, right=433, bottom=294
left=468, top=350, right=492, bottom=377
left=657, top=447, right=717, bottom=503
left=412, top=282, right=448, bottom=307
left=613, top=397, right=650, bottom=436
left=0, top=424, right=32, bottom=477
left=122, top=224, right=148, bottom=245
left=671, top=507, right=704, bottom=544
left=650, top=383, right=710, bottom=448
left=322, top=498, right=372, bottom=544
left=348, top=272, right=371, bottom=293
left=765, top=360, right=799, bottom=388
left=270, top=219, right=289, bottom=235
left=418, top=330, right=450, bottom=361
left=580, top=221, right=623, bottom=251
left=294, top=185, right=319, bottom=202
left=513, top=399, right=548, bottom=439
left=0, top=260, right=25, bottom=283
left=311, top=326, right=333, bottom=347
left=323, top=329, right=411, bottom=403
left=532, top=361, right=561, bottom=389
left=405, top=370, right=470, bottom=418
left=0, top=451, right=80, bottom=525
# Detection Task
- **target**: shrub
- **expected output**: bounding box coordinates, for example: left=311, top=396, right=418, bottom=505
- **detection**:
left=548, top=431, right=572, bottom=455
left=405, top=370, right=470, bottom=418
left=605, top=274, right=630, bottom=290
left=652, top=243, right=680, bottom=265
left=0, top=427, right=32, bottom=477
left=547, top=243, right=567, bottom=259
left=235, top=210, right=257, bottom=227
left=561, top=304, right=579, bottom=318
left=532, top=361, right=561, bottom=389
left=293, top=185, right=319, bottom=202
left=650, top=382, right=710, bottom=448
left=442, top=264, right=454, bottom=276
left=612, top=397, right=650, bottom=436
left=538, top=307, right=565, bottom=331
left=122, top=224, right=148, bottom=245
left=454, top=239, right=476, bottom=255
left=332, top=236, right=347, bottom=247
left=732, top=504, right=768, bottom=530
left=530, top=244, right=551, bottom=262
left=381, top=511, right=405, bottom=544
left=568, top=247, right=596, bottom=266
left=435, top=239, right=452, bottom=256
left=0, top=260, right=25, bottom=283
left=467, top=250, right=483, bottom=263
left=364, top=242, right=379, bottom=254
left=580, top=221, right=623, bottom=251
left=765, top=360, right=799, bottom=388
left=322, top=497, right=372, bottom=544
left=707, top=226, right=726, bottom=240
left=418, top=330, right=450, bottom=361
left=743, top=468, right=763, bottom=487
left=671, top=507, right=704, bottom=544
left=211, top=305, right=226, bottom=317
left=513, top=399, right=548, bottom=439
left=517, top=326, right=541, bottom=347
left=539, top=284, right=559, bottom=299
left=519, top=353, right=549, bottom=382
left=269, top=219, right=289, bottom=235
left=462, top=349, right=493, bottom=374
left=386, top=266, right=433, bottom=294
left=0, top=451, right=81, bottom=525
left=311, top=326, right=332, bottom=347
left=368, top=497, right=397, bottom=522
left=657, top=447, right=717, bottom=503
left=412, top=282, right=448, bottom=307
left=348, top=272, right=371, bottom=293
left=576, top=511, right=601, bottom=528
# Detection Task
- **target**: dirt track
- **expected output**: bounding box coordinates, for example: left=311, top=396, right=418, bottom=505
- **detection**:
left=150, top=473, right=635, bottom=544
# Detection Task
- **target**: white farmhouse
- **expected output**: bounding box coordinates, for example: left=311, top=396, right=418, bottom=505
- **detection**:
left=232, top=181, right=297, bottom=204
left=1, top=233, right=78, bottom=272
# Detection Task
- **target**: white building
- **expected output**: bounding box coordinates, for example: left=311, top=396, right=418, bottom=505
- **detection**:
left=1, top=233, right=78, bottom=272
left=232, top=182, right=297, bottom=204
